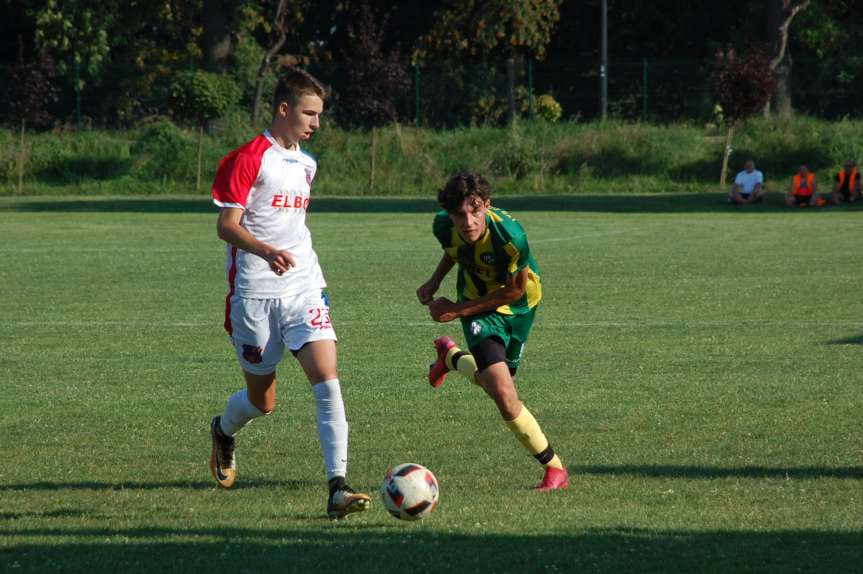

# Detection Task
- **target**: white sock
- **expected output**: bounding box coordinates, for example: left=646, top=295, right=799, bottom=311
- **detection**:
left=219, top=389, right=266, bottom=437
left=312, top=379, right=348, bottom=481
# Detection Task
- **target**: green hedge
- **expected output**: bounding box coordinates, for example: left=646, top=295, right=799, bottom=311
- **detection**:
left=2, top=115, right=861, bottom=196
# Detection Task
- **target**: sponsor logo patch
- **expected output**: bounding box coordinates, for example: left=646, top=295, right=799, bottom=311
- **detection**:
left=480, top=252, right=494, bottom=264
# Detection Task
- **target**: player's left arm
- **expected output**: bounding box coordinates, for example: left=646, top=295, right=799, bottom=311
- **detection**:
left=428, top=267, right=528, bottom=323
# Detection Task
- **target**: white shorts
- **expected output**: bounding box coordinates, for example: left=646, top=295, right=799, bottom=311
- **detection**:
left=227, top=290, right=337, bottom=375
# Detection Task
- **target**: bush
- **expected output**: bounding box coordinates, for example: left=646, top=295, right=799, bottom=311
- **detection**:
left=169, top=71, right=242, bottom=127
left=536, top=94, right=562, bottom=122
left=130, top=119, right=195, bottom=181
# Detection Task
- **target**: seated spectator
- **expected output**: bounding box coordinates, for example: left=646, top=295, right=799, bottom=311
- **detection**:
left=729, top=159, right=765, bottom=205
left=831, top=160, right=860, bottom=205
left=785, top=164, right=822, bottom=207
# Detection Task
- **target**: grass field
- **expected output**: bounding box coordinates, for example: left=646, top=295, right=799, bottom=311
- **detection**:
left=1, top=194, right=861, bottom=573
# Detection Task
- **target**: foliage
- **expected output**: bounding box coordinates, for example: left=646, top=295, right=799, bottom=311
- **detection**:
left=717, top=49, right=778, bottom=123
left=130, top=118, right=196, bottom=180
left=169, top=70, right=242, bottom=126
left=536, top=93, right=562, bottom=122
left=32, top=0, right=111, bottom=91
left=5, top=116, right=863, bottom=196
left=4, top=53, right=60, bottom=128
left=332, top=2, right=410, bottom=128
left=415, top=0, right=562, bottom=61
left=470, top=88, right=563, bottom=125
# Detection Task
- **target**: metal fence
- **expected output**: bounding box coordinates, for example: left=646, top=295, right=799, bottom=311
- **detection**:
left=2, top=56, right=860, bottom=129
left=316, top=56, right=861, bottom=127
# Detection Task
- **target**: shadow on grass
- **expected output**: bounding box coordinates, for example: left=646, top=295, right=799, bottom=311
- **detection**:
left=34, top=157, right=134, bottom=185
left=2, top=526, right=859, bottom=573
left=826, top=333, right=863, bottom=345
left=669, top=146, right=836, bottom=184
left=573, top=465, right=863, bottom=480
left=4, top=193, right=862, bottom=215
left=0, top=509, right=89, bottom=521
left=0, top=478, right=313, bottom=492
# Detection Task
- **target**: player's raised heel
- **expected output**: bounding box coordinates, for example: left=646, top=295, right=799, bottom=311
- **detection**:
left=327, top=484, right=371, bottom=519
left=428, top=336, right=456, bottom=388
left=535, top=467, right=569, bottom=491
left=209, top=416, right=237, bottom=489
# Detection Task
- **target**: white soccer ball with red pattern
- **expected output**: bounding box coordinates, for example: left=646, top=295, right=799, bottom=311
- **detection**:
left=380, top=463, right=440, bottom=521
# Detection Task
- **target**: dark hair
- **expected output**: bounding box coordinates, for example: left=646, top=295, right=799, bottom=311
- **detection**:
left=273, top=68, right=326, bottom=110
left=438, top=173, right=491, bottom=213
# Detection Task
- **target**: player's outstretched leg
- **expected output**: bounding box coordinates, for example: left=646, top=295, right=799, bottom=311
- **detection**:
left=428, top=336, right=479, bottom=387
left=327, top=476, right=371, bottom=519
left=209, top=416, right=236, bottom=488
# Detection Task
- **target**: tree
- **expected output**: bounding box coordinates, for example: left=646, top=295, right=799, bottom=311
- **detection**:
left=5, top=50, right=60, bottom=193
left=170, top=70, right=241, bottom=190
left=335, top=1, right=410, bottom=128
left=764, top=0, right=811, bottom=117
left=717, top=48, right=777, bottom=188
left=5, top=51, right=59, bottom=129
left=416, top=0, right=561, bottom=124
left=33, top=0, right=111, bottom=125
left=202, top=0, right=233, bottom=71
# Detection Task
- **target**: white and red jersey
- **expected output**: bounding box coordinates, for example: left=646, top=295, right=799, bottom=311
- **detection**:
left=212, top=131, right=325, bottom=299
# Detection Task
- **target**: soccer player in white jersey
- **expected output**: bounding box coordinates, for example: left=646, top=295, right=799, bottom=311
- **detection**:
left=208, top=69, right=370, bottom=519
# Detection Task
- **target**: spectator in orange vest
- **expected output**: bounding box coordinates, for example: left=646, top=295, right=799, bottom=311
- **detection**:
left=729, top=159, right=765, bottom=205
left=831, top=160, right=860, bottom=205
left=785, top=164, right=821, bottom=207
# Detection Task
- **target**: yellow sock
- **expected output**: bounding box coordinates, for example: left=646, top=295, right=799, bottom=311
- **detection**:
left=505, top=405, right=564, bottom=469
left=445, top=346, right=478, bottom=385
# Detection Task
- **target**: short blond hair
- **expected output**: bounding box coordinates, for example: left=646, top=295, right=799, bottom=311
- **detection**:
left=273, top=69, right=326, bottom=110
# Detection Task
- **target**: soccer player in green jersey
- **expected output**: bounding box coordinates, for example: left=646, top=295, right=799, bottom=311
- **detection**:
left=416, top=173, right=569, bottom=491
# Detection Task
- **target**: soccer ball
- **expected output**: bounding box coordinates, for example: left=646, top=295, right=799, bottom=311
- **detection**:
left=380, top=463, right=440, bottom=521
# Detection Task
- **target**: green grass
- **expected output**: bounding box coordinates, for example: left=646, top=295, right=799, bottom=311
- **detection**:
left=0, top=194, right=861, bottom=573
left=3, top=115, right=863, bottom=196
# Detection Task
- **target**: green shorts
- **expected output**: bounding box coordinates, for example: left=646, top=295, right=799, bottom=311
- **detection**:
left=461, top=306, right=537, bottom=371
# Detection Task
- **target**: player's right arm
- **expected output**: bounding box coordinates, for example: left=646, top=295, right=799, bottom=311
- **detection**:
left=217, top=207, right=295, bottom=275
left=416, top=253, right=455, bottom=305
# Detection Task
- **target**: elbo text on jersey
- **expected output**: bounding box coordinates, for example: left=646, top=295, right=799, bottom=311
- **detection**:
left=271, top=193, right=311, bottom=210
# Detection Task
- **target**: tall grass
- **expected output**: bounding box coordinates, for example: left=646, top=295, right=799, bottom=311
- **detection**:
left=1, top=115, right=861, bottom=196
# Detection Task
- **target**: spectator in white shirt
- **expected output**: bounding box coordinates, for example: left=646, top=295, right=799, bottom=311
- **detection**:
left=729, top=159, right=765, bottom=205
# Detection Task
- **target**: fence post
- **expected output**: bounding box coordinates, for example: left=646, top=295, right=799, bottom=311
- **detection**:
left=369, top=127, right=377, bottom=192
left=75, top=60, right=82, bottom=130
left=528, top=59, right=535, bottom=118
left=414, top=65, right=421, bottom=127
left=642, top=58, right=648, bottom=122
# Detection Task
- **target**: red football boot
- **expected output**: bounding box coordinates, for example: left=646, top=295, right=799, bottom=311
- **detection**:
left=536, top=467, right=569, bottom=491
left=428, top=336, right=456, bottom=388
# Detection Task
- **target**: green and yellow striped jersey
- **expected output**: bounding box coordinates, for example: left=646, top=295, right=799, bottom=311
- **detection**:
left=432, top=206, right=542, bottom=315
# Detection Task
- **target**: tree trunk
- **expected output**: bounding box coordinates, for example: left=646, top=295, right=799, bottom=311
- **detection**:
left=506, top=55, right=517, bottom=125
left=719, top=123, right=735, bottom=189
left=764, top=0, right=811, bottom=117
left=196, top=125, right=204, bottom=192
left=252, top=0, right=289, bottom=125
left=202, top=0, right=232, bottom=72
left=773, top=56, right=793, bottom=117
